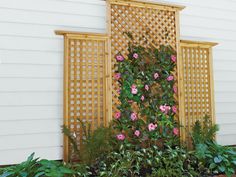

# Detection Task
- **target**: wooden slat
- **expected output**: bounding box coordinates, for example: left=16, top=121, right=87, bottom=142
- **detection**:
left=63, top=35, right=69, bottom=162
left=91, top=41, right=95, bottom=131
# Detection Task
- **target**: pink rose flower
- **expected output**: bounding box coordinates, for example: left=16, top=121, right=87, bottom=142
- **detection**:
left=165, top=106, right=171, bottom=113
left=159, top=105, right=171, bottom=114
left=171, top=55, right=177, bottom=62
left=133, top=53, right=139, bottom=59
left=159, top=105, right=165, bottom=112
left=131, top=88, right=138, bottom=94
left=173, top=85, right=177, bottom=93
left=144, top=84, right=149, bottom=91
left=167, top=75, right=174, bottom=81
left=134, top=130, right=141, bottom=137
left=172, top=105, right=177, bottom=113
left=130, top=112, right=138, bottom=121
left=131, top=84, right=138, bottom=94
left=141, top=95, right=145, bottom=101
left=173, top=128, right=179, bottom=136
left=116, top=54, right=124, bottom=62
left=116, top=133, right=125, bottom=140
left=114, top=111, right=121, bottom=119
left=114, top=73, right=121, bottom=80
left=154, top=73, right=159, bottom=79
left=148, top=123, right=157, bottom=131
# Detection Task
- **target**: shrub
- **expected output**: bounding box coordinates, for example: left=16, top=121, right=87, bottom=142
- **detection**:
left=191, top=115, right=219, bottom=145
left=97, top=145, right=200, bottom=177
left=0, top=153, right=39, bottom=177
left=192, top=116, right=236, bottom=177
left=63, top=119, right=116, bottom=165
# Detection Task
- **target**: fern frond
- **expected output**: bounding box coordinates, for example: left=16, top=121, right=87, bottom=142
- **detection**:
left=191, top=115, right=219, bottom=146
left=62, top=125, right=79, bottom=153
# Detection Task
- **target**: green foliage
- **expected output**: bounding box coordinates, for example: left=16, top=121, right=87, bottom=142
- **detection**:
left=36, top=159, right=75, bottom=177
left=97, top=145, right=200, bottom=177
left=0, top=153, right=39, bottom=177
left=207, top=142, right=236, bottom=177
left=0, top=153, right=75, bottom=177
left=79, top=125, right=116, bottom=165
left=191, top=116, right=236, bottom=177
left=114, top=34, right=179, bottom=149
left=193, top=142, right=236, bottom=177
left=62, top=124, right=79, bottom=154
left=72, top=163, right=92, bottom=177
left=191, top=115, right=219, bottom=145
left=63, top=119, right=116, bottom=165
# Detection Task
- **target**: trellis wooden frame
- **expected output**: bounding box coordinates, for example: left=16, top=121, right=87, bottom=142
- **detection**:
left=55, top=31, right=112, bottom=162
left=107, top=0, right=185, bottom=127
left=179, top=40, right=218, bottom=147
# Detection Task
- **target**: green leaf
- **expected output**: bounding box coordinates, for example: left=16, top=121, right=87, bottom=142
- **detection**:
left=35, top=172, right=45, bottom=177
left=209, top=163, right=216, bottom=169
left=218, top=165, right=225, bottom=172
left=232, top=160, right=236, bottom=165
left=1, top=172, right=14, bottom=177
left=214, top=156, right=223, bottom=163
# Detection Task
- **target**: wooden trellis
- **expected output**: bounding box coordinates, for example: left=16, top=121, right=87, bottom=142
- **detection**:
left=55, top=31, right=112, bottom=161
left=179, top=40, right=217, bottom=147
left=107, top=0, right=185, bottom=120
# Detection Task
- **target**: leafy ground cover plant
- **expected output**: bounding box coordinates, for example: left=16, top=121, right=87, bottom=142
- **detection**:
left=98, top=145, right=200, bottom=177
left=0, top=153, right=75, bottom=177
left=192, top=116, right=236, bottom=177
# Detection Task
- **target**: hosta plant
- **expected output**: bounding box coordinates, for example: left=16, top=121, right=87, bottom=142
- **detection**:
left=192, top=116, right=236, bottom=177
left=0, top=153, right=75, bottom=177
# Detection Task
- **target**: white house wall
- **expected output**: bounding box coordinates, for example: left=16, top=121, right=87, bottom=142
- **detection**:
left=0, top=0, right=235, bottom=165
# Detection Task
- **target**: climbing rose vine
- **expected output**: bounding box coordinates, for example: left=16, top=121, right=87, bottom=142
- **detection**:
left=113, top=39, right=179, bottom=148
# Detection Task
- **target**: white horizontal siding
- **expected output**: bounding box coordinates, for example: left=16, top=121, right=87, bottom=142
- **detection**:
left=0, top=78, right=62, bottom=92
left=0, top=105, right=62, bottom=121
left=0, top=22, right=104, bottom=39
left=0, top=133, right=62, bottom=150
left=0, top=119, right=62, bottom=136
left=0, top=0, right=236, bottom=165
left=0, top=64, right=62, bottom=78
left=0, top=92, right=62, bottom=106
left=0, top=50, right=63, bottom=65
left=0, top=147, right=62, bottom=165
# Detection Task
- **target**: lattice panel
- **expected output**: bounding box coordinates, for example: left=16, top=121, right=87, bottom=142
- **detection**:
left=107, top=0, right=184, bottom=117
left=56, top=31, right=111, bottom=161
left=180, top=40, right=217, bottom=147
